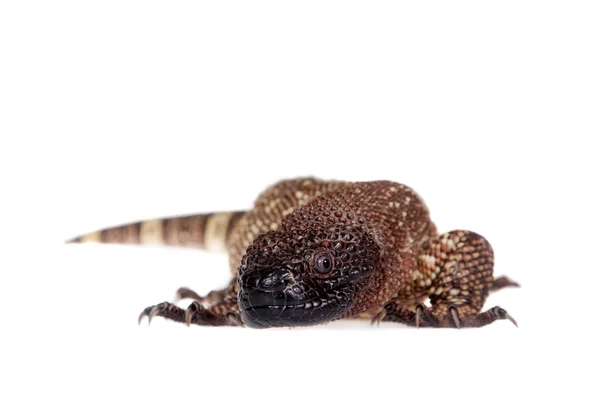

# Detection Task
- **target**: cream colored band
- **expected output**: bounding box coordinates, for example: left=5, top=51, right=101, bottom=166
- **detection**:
left=140, top=219, right=164, bottom=245
left=81, top=231, right=102, bottom=243
left=204, top=212, right=233, bottom=252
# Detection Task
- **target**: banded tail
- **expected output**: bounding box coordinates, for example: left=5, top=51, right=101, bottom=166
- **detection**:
left=66, top=211, right=246, bottom=252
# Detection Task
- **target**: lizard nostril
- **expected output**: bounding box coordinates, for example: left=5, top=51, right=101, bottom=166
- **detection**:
left=256, top=268, right=292, bottom=292
left=246, top=274, right=261, bottom=290
left=260, top=275, right=278, bottom=289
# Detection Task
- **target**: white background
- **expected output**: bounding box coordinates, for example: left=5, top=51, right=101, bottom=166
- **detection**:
left=1, top=1, right=599, bottom=399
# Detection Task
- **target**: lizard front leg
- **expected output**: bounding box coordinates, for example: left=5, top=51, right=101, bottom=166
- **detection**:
left=139, top=279, right=243, bottom=327
left=376, top=230, right=518, bottom=328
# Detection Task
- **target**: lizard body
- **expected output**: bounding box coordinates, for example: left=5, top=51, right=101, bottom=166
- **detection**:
left=69, top=177, right=518, bottom=328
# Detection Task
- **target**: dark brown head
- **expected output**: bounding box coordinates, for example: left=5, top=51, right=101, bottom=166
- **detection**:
left=238, top=225, right=381, bottom=328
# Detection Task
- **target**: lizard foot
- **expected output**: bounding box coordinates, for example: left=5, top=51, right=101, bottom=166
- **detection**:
left=137, top=300, right=239, bottom=327
left=139, top=278, right=243, bottom=327
left=374, top=300, right=518, bottom=328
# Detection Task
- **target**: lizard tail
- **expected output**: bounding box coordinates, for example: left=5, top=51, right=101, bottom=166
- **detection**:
left=65, top=211, right=246, bottom=252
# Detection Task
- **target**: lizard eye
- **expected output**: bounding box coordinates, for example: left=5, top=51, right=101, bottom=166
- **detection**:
left=314, top=253, right=333, bottom=274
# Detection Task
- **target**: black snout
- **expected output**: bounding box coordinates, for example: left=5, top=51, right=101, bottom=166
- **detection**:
left=238, top=267, right=354, bottom=328
left=238, top=267, right=299, bottom=328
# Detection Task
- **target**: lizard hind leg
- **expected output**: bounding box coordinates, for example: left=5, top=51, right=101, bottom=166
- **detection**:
left=491, top=276, right=520, bottom=292
left=377, top=230, right=518, bottom=328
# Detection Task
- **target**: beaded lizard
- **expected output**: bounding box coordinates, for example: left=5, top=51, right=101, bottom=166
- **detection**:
left=67, top=177, right=519, bottom=328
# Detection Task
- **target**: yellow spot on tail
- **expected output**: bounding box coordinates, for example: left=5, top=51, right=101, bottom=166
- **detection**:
left=204, top=212, right=233, bottom=252
left=140, top=219, right=163, bottom=245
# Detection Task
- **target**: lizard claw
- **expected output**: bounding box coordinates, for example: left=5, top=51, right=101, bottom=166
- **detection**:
left=138, top=303, right=165, bottom=326
left=371, top=309, right=387, bottom=327
left=226, top=312, right=244, bottom=327
left=184, top=301, right=202, bottom=326
left=184, top=301, right=217, bottom=326
left=138, top=308, right=149, bottom=325
left=137, top=302, right=177, bottom=326
left=449, top=307, right=461, bottom=329
left=147, top=305, right=161, bottom=325
left=492, top=306, right=518, bottom=327
left=415, top=304, right=423, bottom=329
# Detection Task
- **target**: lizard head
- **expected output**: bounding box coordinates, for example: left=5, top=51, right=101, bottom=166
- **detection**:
left=238, top=225, right=380, bottom=328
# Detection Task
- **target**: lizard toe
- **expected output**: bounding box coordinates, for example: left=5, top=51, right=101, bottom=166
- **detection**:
left=371, top=308, right=387, bottom=327
left=449, top=306, right=461, bottom=329
left=491, top=306, right=518, bottom=327
left=184, top=301, right=204, bottom=327
left=226, top=312, right=244, bottom=327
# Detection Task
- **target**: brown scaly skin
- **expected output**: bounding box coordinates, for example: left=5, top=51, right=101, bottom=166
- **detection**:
left=68, top=177, right=519, bottom=329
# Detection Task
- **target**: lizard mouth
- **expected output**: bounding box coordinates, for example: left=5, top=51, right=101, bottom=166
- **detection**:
left=239, top=296, right=349, bottom=328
